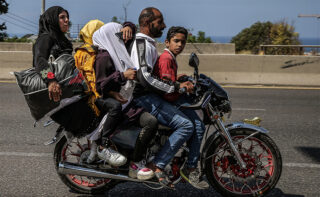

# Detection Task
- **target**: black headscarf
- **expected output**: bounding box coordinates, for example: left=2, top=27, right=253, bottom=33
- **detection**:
left=38, top=6, right=73, bottom=52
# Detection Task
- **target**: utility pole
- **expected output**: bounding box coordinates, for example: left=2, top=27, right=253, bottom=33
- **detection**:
left=41, top=0, right=45, bottom=14
left=298, top=14, right=320, bottom=19
left=123, top=0, right=131, bottom=22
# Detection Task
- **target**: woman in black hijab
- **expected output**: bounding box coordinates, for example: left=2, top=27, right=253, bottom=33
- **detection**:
left=33, top=6, right=73, bottom=102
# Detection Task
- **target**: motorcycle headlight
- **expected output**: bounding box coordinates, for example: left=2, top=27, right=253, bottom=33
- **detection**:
left=220, top=100, right=232, bottom=113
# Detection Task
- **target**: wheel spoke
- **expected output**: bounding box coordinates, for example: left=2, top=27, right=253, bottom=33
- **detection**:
left=240, top=183, right=246, bottom=193
left=245, top=182, right=253, bottom=193
left=255, top=178, right=260, bottom=189
left=263, top=163, right=272, bottom=168
left=76, top=139, right=84, bottom=152
left=232, top=177, right=235, bottom=191
left=223, top=179, right=232, bottom=187
left=218, top=171, right=228, bottom=182
left=66, top=149, right=81, bottom=157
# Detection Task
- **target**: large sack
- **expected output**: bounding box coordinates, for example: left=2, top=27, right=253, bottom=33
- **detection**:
left=49, top=95, right=100, bottom=135
left=14, top=54, right=87, bottom=121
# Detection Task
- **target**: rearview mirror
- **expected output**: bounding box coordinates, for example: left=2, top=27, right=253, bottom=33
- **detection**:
left=189, top=53, right=199, bottom=68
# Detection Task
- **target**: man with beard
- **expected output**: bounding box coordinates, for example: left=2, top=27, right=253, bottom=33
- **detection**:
left=130, top=7, right=208, bottom=189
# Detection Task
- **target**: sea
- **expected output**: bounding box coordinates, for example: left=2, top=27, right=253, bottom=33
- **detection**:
left=7, top=33, right=320, bottom=52
left=211, top=36, right=320, bottom=53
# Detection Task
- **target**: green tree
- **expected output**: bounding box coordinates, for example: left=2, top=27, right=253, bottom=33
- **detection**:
left=269, top=20, right=300, bottom=55
left=5, top=35, right=30, bottom=42
left=231, top=20, right=301, bottom=54
left=0, top=0, right=9, bottom=41
left=231, top=21, right=273, bottom=54
left=187, top=31, right=212, bottom=43
left=111, top=16, right=121, bottom=24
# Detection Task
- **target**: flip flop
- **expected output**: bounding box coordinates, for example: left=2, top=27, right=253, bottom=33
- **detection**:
left=154, top=170, right=175, bottom=190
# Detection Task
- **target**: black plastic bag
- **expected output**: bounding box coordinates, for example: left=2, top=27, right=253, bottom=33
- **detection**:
left=49, top=95, right=100, bottom=135
left=14, top=54, right=87, bottom=121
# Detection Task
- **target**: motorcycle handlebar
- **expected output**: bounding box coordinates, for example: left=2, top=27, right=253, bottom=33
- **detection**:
left=179, top=87, right=187, bottom=94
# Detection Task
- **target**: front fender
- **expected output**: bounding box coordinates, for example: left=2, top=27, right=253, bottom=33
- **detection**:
left=200, top=122, right=269, bottom=170
left=226, top=122, right=269, bottom=134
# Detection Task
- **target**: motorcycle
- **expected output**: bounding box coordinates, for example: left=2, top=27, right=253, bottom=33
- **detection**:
left=44, top=53, right=282, bottom=196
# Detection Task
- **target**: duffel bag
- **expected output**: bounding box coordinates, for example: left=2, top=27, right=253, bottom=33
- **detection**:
left=14, top=54, right=87, bottom=121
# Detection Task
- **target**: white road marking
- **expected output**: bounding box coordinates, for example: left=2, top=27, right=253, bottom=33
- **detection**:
left=283, top=163, right=320, bottom=169
left=1, top=152, right=319, bottom=169
left=0, top=51, right=31, bottom=53
left=223, top=85, right=320, bottom=90
left=233, top=108, right=266, bottom=111
left=0, top=152, right=51, bottom=157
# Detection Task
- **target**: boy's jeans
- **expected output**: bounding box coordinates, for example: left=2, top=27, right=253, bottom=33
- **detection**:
left=134, top=93, right=205, bottom=169
left=174, top=95, right=206, bottom=168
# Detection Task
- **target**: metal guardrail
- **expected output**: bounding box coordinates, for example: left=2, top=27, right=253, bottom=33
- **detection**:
left=259, top=45, right=320, bottom=55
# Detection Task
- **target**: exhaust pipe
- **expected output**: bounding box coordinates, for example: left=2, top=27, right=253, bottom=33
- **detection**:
left=58, top=162, right=159, bottom=184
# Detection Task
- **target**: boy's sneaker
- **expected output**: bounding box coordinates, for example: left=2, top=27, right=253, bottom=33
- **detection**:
left=180, top=168, right=209, bottom=189
left=129, top=160, right=154, bottom=180
left=97, top=146, right=127, bottom=167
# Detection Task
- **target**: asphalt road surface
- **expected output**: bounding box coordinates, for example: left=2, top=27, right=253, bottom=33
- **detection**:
left=0, top=83, right=319, bottom=197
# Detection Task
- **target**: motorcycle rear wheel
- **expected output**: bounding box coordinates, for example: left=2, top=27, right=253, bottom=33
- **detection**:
left=54, top=136, right=117, bottom=194
left=205, top=129, right=282, bottom=197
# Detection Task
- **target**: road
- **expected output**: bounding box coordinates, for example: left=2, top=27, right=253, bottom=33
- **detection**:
left=0, top=83, right=319, bottom=197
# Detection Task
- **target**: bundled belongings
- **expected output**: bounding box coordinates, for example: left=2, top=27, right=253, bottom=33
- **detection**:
left=14, top=54, right=87, bottom=121
left=48, top=95, right=100, bottom=135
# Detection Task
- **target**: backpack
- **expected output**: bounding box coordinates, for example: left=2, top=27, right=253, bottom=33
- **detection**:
left=74, top=20, right=104, bottom=116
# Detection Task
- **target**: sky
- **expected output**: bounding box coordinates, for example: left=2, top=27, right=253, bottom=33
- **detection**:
left=2, top=0, right=320, bottom=42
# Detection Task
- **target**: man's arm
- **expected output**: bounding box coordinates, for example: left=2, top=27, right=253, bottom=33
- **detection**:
left=132, top=39, right=180, bottom=94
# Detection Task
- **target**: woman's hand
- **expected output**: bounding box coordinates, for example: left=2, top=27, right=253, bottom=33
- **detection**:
left=48, top=81, right=62, bottom=102
left=120, top=26, right=133, bottom=43
left=108, top=91, right=128, bottom=104
left=123, top=68, right=137, bottom=80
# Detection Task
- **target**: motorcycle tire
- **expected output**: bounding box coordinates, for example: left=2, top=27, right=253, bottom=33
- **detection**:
left=54, top=136, right=118, bottom=194
left=205, top=129, right=282, bottom=197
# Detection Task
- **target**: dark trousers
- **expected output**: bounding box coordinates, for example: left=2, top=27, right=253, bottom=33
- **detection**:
left=96, top=97, right=157, bottom=162
left=96, top=97, right=122, bottom=145
left=132, top=111, right=158, bottom=162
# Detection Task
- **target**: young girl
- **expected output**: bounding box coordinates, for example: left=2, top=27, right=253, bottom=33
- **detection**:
left=92, top=22, right=156, bottom=180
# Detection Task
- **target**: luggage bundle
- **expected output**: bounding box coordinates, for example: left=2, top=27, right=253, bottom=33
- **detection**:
left=14, top=54, right=87, bottom=121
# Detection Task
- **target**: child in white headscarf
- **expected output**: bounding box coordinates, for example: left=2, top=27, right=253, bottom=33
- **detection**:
left=92, top=22, right=156, bottom=180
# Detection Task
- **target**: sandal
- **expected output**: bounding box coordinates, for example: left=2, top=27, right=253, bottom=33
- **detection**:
left=154, top=170, right=175, bottom=190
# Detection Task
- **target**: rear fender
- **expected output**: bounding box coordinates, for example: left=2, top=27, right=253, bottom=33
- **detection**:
left=44, top=126, right=64, bottom=146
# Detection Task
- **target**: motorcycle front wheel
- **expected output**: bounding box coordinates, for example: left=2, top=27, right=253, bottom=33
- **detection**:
left=205, top=129, right=282, bottom=197
left=54, top=136, right=117, bottom=194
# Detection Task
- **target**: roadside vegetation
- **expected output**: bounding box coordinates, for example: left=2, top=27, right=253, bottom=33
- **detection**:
left=187, top=31, right=212, bottom=43
left=0, top=0, right=8, bottom=41
left=231, top=20, right=301, bottom=55
left=3, top=35, right=32, bottom=42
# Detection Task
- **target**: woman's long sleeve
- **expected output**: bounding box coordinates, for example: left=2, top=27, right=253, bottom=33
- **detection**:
left=33, top=34, right=57, bottom=84
left=94, top=50, right=127, bottom=98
